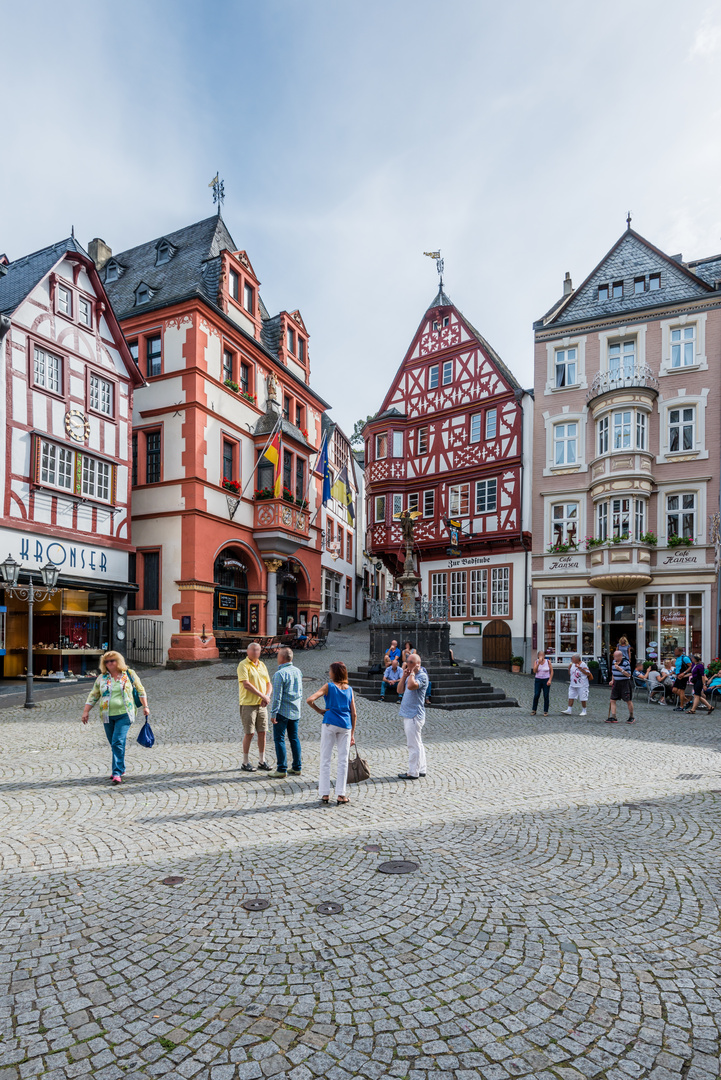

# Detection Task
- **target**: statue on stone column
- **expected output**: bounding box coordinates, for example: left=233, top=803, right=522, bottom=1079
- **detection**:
left=266, top=372, right=279, bottom=403
left=395, top=510, right=420, bottom=611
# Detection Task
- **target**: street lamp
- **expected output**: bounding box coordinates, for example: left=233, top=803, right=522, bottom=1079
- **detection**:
left=0, top=556, right=60, bottom=708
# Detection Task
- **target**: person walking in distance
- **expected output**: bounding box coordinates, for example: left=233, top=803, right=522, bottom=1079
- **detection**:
left=81, top=651, right=149, bottom=784
left=672, top=646, right=693, bottom=712
left=564, top=654, right=592, bottom=716
left=380, top=657, right=403, bottom=701
left=307, top=661, right=356, bottom=805
left=266, top=646, right=303, bottom=778
left=397, top=652, right=429, bottom=780
left=237, top=642, right=272, bottom=772
left=607, top=649, right=634, bottom=724
left=688, top=655, right=714, bottom=715
left=531, top=651, right=553, bottom=715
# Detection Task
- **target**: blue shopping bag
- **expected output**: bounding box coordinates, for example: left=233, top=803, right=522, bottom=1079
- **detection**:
left=136, top=717, right=155, bottom=748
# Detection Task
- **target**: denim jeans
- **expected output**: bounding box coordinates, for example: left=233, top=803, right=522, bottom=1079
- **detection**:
left=103, top=713, right=132, bottom=776
left=380, top=680, right=399, bottom=698
left=532, top=678, right=551, bottom=713
left=273, top=713, right=301, bottom=772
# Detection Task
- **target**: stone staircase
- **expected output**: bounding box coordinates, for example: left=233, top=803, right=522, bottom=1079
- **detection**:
left=349, top=663, right=519, bottom=711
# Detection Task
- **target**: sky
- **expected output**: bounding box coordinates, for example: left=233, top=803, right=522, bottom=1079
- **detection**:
left=3, top=0, right=721, bottom=433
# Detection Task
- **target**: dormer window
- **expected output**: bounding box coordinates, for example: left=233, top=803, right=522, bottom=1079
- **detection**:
left=287, top=327, right=296, bottom=354
left=135, top=283, right=152, bottom=306
left=105, top=260, right=119, bottom=283
left=649, top=272, right=661, bottom=291
left=244, top=282, right=254, bottom=314
left=432, top=316, right=449, bottom=330
left=156, top=240, right=172, bottom=266
left=298, top=337, right=305, bottom=363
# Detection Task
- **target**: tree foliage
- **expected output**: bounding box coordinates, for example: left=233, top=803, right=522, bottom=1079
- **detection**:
left=351, top=414, right=377, bottom=447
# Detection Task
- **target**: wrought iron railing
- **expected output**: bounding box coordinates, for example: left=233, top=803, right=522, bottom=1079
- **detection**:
left=369, top=597, right=448, bottom=624
left=127, top=618, right=165, bottom=666
left=587, top=364, right=658, bottom=401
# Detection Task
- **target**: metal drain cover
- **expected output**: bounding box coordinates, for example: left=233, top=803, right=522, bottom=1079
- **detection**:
left=316, top=902, right=343, bottom=914
left=364, top=844, right=380, bottom=852
left=162, top=876, right=185, bottom=886
left=377, top=860, right=419, bottom=875
left=242, top=898, right=270, bottom=911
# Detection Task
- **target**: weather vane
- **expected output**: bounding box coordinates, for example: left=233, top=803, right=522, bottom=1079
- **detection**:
left=424, top=249, right=444, bottom=288
left=626, top=210, right=632, bottom=230
left=209, top=172, right=225, bottom=214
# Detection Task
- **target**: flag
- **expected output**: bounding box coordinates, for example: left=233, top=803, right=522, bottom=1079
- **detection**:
left=208, top=173, right=219, bottom=187
left=265, top=432, right=281, bottom=497
left=316, top=437, right=332, bottom=505
left=331, top=465, right=355, bottom=525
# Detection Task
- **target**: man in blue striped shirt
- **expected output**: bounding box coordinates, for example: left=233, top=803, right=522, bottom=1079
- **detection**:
left=267, top=647, right=304, bottom=778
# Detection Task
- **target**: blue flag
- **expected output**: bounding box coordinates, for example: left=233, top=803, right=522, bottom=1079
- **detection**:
left=316, top=437, right=332, bottom=504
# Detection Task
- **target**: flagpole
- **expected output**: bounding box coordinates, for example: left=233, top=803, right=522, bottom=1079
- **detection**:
left=304, top=431, right=326, bottom=512
left=240, top=412, right=283, bottom=500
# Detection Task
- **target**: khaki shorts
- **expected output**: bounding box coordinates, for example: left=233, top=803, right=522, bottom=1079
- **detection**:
left=241, top=705, right=269, bottom=734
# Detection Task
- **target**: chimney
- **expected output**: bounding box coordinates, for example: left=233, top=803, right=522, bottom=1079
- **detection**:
left=563, top=272, right=573, bottom=296
left=88, top=238, right=112, bottom=270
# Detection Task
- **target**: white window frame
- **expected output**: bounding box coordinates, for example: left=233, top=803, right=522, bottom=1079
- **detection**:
left=668, top=406, right=695, bottom=455
left=470, top=413, right=481, bottom=444
left=553, top=421, right=578, bottom=466
left=659, top=314, right=707, bottom=376
left=392, top=431, right=404, bottom=458
left=449, top=571, right=466, bottom=618
left=469, top=568, right=487, bottom=618
left=57, top=284, right=72, bottom=317
left=78, top=295, right=93, bottom=328
left=375, top=433, right=388, bottom=460
left=665, top=492, right=697, bottom=543
left=475, top=478, right=497, bottom=514
left=392, top=493, right=403, bottom=518
left=430, top=572, right=447, bottom=604
left=449, top=483, right=470, bottom=518
left=374, top=495, right=386, bottom=523
left=89, top=372, right=113, bottom=416
left=597, top=325, right=647, bottom=378
left=40, top=440, right=74, bottom=492
left=417, top=427, right=429, bottom=455
left=33, top=346, right=62, bottom=394
left=407, top=493, right=419, bottom=513
left=423, top=489, right=435, bottom=518
left=545, top=335, right=587, bottom=395
left=490, top=567, right=510, bottom=617
left=485, top=408, right=497, bottom=440
left=550, top=501, right=579, bottom=546
left=442, top=360, right=453, bottom=385
left=543, top=410, right=587, bottom=476
left=597, top=501, right=608, bottom=541
left=428, top=365, right=439, bottom=389
left=597, top=415, right=608, bottom=456
left=657, top=391, right=708, bottom=463
left=554, top=346, right=578, bottom=389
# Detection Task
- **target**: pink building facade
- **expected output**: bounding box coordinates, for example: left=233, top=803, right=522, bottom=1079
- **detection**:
left=532, top=226, right=721, bottom=668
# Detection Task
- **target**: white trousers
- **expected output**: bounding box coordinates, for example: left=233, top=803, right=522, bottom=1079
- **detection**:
left=404, top=715, right=426, bottom=778
left=319, top=724, right=352, bottom=797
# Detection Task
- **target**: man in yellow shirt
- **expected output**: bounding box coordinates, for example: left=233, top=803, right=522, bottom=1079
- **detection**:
left=237, top=642, right=272, bottom=772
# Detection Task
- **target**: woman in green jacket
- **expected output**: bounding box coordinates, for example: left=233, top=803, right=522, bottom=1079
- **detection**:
left=82, top=651, right=149, bottom=784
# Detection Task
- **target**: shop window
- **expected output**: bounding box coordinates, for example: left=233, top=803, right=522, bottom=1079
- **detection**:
left=145, top=430, right=161, bottom=484
left=146, top=335, right=162, bottom=377
left=469, top=568, right=487, bottom=617
left=450, top=570, right=466, bottom=618
left=543, top=594, right=595, bottom=659
left=644, top=592, right=702, bottom=658
left=491, top=567, right=510, bottom=616
left=142, top=551, right=160, bottom=611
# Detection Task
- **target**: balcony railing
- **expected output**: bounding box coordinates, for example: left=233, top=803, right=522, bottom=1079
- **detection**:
left=587, top=364, right=658, bottom=402
left=254, top=498, right=309, bottom=539
left=370, top=597, right=448, bottom=624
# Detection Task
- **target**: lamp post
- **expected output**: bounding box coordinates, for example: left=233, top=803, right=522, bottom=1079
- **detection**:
left=0, top=555, right=60, bottom=708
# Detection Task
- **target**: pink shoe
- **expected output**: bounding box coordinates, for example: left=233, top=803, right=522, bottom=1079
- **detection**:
left=111, top=775, right=122, bottom=784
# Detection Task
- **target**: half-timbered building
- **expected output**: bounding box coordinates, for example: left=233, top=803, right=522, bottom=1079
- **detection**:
left=363, top=285, right=532, bottom=666
left=0, top=237, right=142, bottom=679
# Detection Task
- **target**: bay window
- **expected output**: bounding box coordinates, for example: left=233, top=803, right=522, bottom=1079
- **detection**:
left=597, top=408, right=647, bottom=455
left=374, top=495, right=386, bottom=523
left=375, top=433, right=388, bottom=459
left=35, top=437, right=114, bottom=503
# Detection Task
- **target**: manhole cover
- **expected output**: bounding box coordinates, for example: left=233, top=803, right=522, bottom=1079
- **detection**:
left=377, top=860, right=419, bottom=875
left=316, top=902, right=343, bottom=914
left=364, top=844, right=380, bottom=852
left=242, top=898, right=270, bottom=911
left=677, top=774, right=702, bottom=780
left=161, top=876, right=185, bottom=886
left=623, top=803, right=641, bottom=809
left=216, top=675, right=236, bottom=680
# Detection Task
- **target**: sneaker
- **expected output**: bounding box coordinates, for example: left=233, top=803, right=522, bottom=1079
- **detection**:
left=563, top=707, right=573, bottom=714
left=241, top=763, right=255, bottom=772
left=580, top=709, right=587, bottom=716
left=111, top=775, right=122, bottom=784
left=288, top=768, right=302, bottom=775
left=626, top=716, right=636, bottom=724
left=265, top=771, right=287, bottom=779
left=257, top=762, right=271, bottom=771
left=605, top=717, right=618, bottom=724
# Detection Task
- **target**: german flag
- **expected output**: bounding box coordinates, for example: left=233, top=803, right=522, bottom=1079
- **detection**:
left=265, top=432, right=281, bottom=497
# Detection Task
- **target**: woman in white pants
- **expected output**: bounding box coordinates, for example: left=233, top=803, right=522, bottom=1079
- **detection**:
left=307, top=661, right=357, bottom=805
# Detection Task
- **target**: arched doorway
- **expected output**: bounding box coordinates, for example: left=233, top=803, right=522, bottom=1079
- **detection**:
left=277, top=570, right=298, bottom=633
left=213, top=549, right=249, bottom=632
left=482, top=619, right=512, bottom=670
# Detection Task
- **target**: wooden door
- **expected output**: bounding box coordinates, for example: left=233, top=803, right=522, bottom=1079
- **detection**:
left=482, top=619, right=512, bottom=670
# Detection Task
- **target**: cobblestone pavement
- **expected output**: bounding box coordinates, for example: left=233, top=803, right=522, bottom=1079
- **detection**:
left=1, top=623, right=720, bottom=1079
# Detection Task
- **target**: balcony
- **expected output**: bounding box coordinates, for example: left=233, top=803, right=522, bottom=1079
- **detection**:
left=586, top=538, right=652, bottom=591
left=586, top=364, right=658, bottom=404
left=253, top=497, right=310, bottom=557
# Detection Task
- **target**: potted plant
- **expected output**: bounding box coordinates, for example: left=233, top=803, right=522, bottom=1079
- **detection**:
left=511, top=656, right=523, bottom=673
left=588, top=659, right=600, bottom=678
left=585, top=536, right=605, bottom=549
left=254, top=487, right=274, bottom=501
left=640, top=531, right=658, bottom=545
left=240, top=390, right=257, bottom=405
left=224, top=378, right=239, bottom=393
left=547, top=539, right=576, bottom=554
left=668, top=534, right=695, bottom=547
left=282, top=486, right=295, bottom=504
left=222, top=478, right=240, bottom=495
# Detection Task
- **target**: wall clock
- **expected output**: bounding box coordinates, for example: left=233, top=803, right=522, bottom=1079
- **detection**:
left=65, top=410, right=90, bottom=443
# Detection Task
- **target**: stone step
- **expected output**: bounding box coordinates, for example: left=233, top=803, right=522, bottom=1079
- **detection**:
left=348, top=667, right=518, bottom=711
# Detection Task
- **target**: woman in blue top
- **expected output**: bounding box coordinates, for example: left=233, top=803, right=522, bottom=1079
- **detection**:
left=307, top=661, right=357, bottom=805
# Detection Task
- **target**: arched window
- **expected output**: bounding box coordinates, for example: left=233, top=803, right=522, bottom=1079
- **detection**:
left=213, top=549, right=249, bottom=631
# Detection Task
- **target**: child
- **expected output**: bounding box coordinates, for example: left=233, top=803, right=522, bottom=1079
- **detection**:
left=564, top=654, right=592, bottom=716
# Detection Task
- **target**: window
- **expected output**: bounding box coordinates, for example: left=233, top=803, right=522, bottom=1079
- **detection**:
left=442, top=360, right=453, bottom=385
left=597, top=502, right=608, bottom=541
left=644, top=592, right=702, bottom=657
left=57, top=284, right=72, bottom=317
left=598, top=284, right=609, bottom=301
left=105, top=262, right=118, bottom=283
left=142, top=551, right=160, bottom=610
left=667, top=493, right=696, bottom=540
left=128, top=341, right=138, bottom=365
left=296, top=403, right=304, bottom=428
left=649, top=272, right=661, bottom=291
left=612, top=280, right=623, bottom=298
left=431, top=572, right=447, bottom=604
left=407, top=493, right=419, bottom=514
left=554, top=347, right=577, bottom=387
left=450, top=571, right=466, bottom=618
left=551, top=502, right=578, bottom=545
left=392, top=431, right=404, bottom=457
left=346, top=532, right=352, bottom=562
left=608, top=339, right=635, bottom=380
left=345, top=576, right=353, bottom=609
left=374, top=495, right=386, bottom=522
left=485, top=408, right=497, bottom=440
left=146, top=335, right=161, bottom=377
left=283, top=449, right=292, bottom=491
left=597, top=415, right=609, bottom=456
left=89, top=373, right=113, bottom=416
left=418, top=427, right=429, bottom=454
left=375, top=433, right=388, bottom=459
left=132, top=433, right=138, bottom=488
left=296, top=458, right=305, bottom=502
left=298, top=338, right=305, bottom=363
left=432, top=316, right=449, bottom=330
left=636, top=411, right=646, bottom=450
left=634, top=277, right=645, bottom=294
left=40, top=441, right=73, bottom=490
left=635, top=499, right=645, bottom=541
left=610, top=497, right=631, bottom=539
left=240, top=362, right=249, bottom=394
left=82, top=457, right=111, bottom=501
left=229, top=269, right=239, bottom=301
left=423, top=489, right=435, bottom=517
left=327, top=517, right=334, bottom=543
left=669, top=407, right=695, bottom=453
left=78, top=296, right=92, bottom=327
left=491, top=567, right=510, bottom=616
left=449, top=483, right=470, bottom=518
left=146, top=431, right=161, bottom=484
left=135, top=283, right=151, bottom=305
left=428, top=365, right=439, bottom=389
left=613, top=410, right=632, bottom=450
left=287, top=327, right=295, bottom=353
left=594, top=496, right=647, bottom=540
left=544, top=595, right=595, bottom=658
left=670, top=326, right=695, bottom=368
left=222, top=440, right=234, bottom=482
left=128, top=553, right=136, bottom=610
left=338, top=527, right=344, bottom=555
left=475, top=478, right=497, bottom=514
left=470, top=414, right=481, bottom=444
left=469, top=568, right=487, bottom=617
left=223, top=350, right=234, bottom=382
left=33, top=346, right=62, bottom=393
left=553, top=421, right=578, bottom=465
left=244, top=282, right=254, bottom=314
left=390, top=494, right=402, bottom=519
left=156, top=241, right=171, bottom=265
left=283, top=396, right=291, bottom=421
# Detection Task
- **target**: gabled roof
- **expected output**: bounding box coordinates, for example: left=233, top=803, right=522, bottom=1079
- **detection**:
left=0, top=236, right=86, bottom=316
left=539, top=227, right=716, bottom=329
left=254, top=408, right=309, bottom=446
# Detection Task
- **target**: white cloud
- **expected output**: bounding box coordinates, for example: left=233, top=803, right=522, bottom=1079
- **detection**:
left=690, top=13, right=721, bottom=55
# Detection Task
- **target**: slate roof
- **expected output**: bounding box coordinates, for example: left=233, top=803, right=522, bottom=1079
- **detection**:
left=427, top=285, right=454, bottom=310
left=0, top=236, right=86, bottom=316
left=254, top=407, right=309, bottom=447
left=261, top=314, right=282, bottom=359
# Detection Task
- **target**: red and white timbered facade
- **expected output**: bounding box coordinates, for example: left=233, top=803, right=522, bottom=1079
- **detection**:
left=363, top=289, right=532, bottom=660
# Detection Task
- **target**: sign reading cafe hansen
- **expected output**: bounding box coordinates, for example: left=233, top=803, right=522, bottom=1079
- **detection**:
left=0, top=528, right=128, bottom=581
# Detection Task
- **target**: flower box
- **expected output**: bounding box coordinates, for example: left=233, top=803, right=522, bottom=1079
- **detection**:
left=254, top=488, right=274, bottom=501
left=224, top=378, right=239, bottom=393
left=222, top=479, right=240, bottom=495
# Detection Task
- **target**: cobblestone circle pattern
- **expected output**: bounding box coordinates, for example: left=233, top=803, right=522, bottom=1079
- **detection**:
left=0, top=623, right=720, bottom=1079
